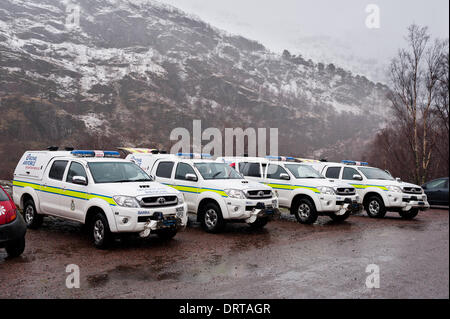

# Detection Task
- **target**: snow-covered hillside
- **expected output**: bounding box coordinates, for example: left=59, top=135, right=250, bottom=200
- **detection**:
left=0, top=0, right=390, bottom=178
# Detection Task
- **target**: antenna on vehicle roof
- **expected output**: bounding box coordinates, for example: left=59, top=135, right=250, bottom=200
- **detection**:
left=243, top=153, right=249, bottom=157
left=64, top=147, right=74, bottom=151
left=47, top=146, right=59, bottom=151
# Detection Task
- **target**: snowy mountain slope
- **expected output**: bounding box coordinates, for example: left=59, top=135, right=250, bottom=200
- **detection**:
left=0, top=0, right=390, bottom=178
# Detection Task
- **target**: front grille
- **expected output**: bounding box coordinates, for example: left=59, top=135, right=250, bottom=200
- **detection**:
left=245, top=190, right=272, bottom=199
left=336, top=187, right=356, bottom=195
left=139, top=195, right=178, bottom=208
left=403, top=187, right=422, bottom=194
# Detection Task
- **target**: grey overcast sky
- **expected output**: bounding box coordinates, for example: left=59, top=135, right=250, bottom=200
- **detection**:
left=157, top=0, right=449, bottom=82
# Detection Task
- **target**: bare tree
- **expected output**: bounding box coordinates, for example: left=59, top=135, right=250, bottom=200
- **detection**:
left=388, top=24, right=448, bottom=184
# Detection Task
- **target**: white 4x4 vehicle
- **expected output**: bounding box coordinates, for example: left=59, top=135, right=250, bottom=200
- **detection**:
left=310, top=160, right=430, bottom=219
left=126, top=152, right=280, bottom=233
left=12, top=149, right=187, bottom=249
left=217, top=156, right=361, bottom=224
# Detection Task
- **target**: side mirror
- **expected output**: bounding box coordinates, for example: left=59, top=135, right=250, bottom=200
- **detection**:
left=396, top=177, right=402, bottom=182
left=422, top=185, right=427, bottom=190
left=149, top=174, right=155, bottom=181
left=353, top=174, right=363, bottom=181
left=280, top=173, right=290, bottom=180
left=185, top=173, right=198, bottom=182
left=72, top=176, right=88, bottom=186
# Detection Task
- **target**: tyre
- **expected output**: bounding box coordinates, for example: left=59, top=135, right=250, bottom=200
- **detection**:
left=23, top=199, right=43, bottom=229
left=5, top=236, right=25, bottom=258
left=292, top=198, right=318, bottom=224
left=249, top=217, right=269, bottom=229
left=156, top=228, right=178, bottom=240
left=329, top=210, right=351, bottom=222
left=200, top=202, right=225, bottom=233
left=364, top=196, right=387, bottom=218
left=399, top=208, right=419, bottom=220
left=91, top=212, right=113, bottom=249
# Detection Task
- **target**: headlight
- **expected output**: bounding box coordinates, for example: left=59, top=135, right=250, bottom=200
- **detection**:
left=177, top=193, right=185, bottom=204
left=224, top=189, right=246, bottom=199
left=318, top=186, right=335, bottom=195
left=113, top=195, right=140, bottom=208
left=386, top=186, right=403, bottom=193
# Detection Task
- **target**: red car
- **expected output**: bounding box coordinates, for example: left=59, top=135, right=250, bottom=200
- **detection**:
left=0, top=185, right=26, bottom=257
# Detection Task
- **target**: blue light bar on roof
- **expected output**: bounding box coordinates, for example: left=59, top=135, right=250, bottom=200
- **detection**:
left=176, top=153, right=212, bottom=159
left=342, top=160, right=369, bottom=166
left=266, top=156, right=295, bottom=161
left=71, top=150, right=120, bottom=158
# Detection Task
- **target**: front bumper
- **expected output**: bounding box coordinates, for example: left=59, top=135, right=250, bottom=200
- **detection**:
left=112, top=203, right=188, bottom=233
left=317, top=194, right=361, bottom=215
left=0, top=213, right=27, bottom=248
left=225, top=197, right=280, bottom=221
left=386, top=192, right=430, bottom=211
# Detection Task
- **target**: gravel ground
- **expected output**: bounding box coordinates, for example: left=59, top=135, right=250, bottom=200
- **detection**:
left=0, top=208, right=448, bottom=299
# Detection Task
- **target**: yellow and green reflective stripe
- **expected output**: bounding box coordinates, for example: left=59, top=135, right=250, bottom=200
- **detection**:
left=351, top=184, right=388, bottom=191
left=13, top=180, right=117, bottom=206
left=264, top=183, right=320, bottom=193
left=164, top=183, right=228, bottom=197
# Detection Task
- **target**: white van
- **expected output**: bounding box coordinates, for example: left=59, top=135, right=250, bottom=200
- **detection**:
left=217, top=156, right=361, bottom=224
left=126, top=152, right=280, bottom=233
left=12, top=149, right=188, bottom=248
left=309, top=160, right=430, bottom=219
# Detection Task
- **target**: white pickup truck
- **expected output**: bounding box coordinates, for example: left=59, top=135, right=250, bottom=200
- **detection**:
left=12, top=149, right=188, bottom=248
left=126, top=152, right=280, bottom=233
left=217, top=156, right=361, bottom=224
left=309, top=160, right=430, bottom=219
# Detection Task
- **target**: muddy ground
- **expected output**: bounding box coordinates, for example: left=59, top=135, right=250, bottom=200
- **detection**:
left=0, top=209, right=448, bottom=299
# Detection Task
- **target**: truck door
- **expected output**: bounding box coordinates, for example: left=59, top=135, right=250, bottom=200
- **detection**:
left=40, top=159, right=69, bottom=216
left=60, top=161, right=88, bottom=222
left=173, top=162, right=199, bottom=212
left=264, top=164, right=291, bottom=207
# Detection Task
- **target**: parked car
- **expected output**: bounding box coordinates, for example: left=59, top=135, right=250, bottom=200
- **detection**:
left=422, top=177, right=449, bottom=206
left=0, top=185, right=26, bottom=257
left=127, top=151, right=280, bottom=233
left=218, top=156, right=361, bottom=224
left=310, top=160, right=430, bottom=219
left=12, top=149, right=188, bottom=249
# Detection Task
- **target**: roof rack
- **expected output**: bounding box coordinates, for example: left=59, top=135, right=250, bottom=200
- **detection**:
left=117, top=147, right=165, bottom=154
left=71, top=150, right=120, bottom=158
left=341, top=160, right=369, bottom=166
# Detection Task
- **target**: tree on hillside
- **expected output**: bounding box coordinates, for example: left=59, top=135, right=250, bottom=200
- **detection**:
left=387, top=24, right=448, bottom=184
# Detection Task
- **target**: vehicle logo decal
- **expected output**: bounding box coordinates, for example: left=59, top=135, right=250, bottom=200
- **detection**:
left=0, top=206, right=5, bottom=216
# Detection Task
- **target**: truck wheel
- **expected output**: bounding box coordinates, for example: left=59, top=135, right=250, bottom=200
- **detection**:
left=293, top=198, right=318, bottom=224
left=399, top=208, right=419, bottom=220
left=329, top=210, right=351, bottom=222
left=91, top=212, right=113, bottom=249
left=156, top=228, right=178, bottom=240
left=201, top=202, right=225, bottom=233
left=249, top=217, right=268, bottom=229
left=5, top=236, right=25, bottom=258
left=23, top=199, right=43, bottom=229
left=365, top=196, right=387, bottom=218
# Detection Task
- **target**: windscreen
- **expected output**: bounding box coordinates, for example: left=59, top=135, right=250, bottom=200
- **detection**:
left=194, top=162, right=242, bottom=180
left=358, top=167, right=394, bottom=180
left=88, top=162, right=152, bottom=183
left=285, top=164, right=324, bottom=179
